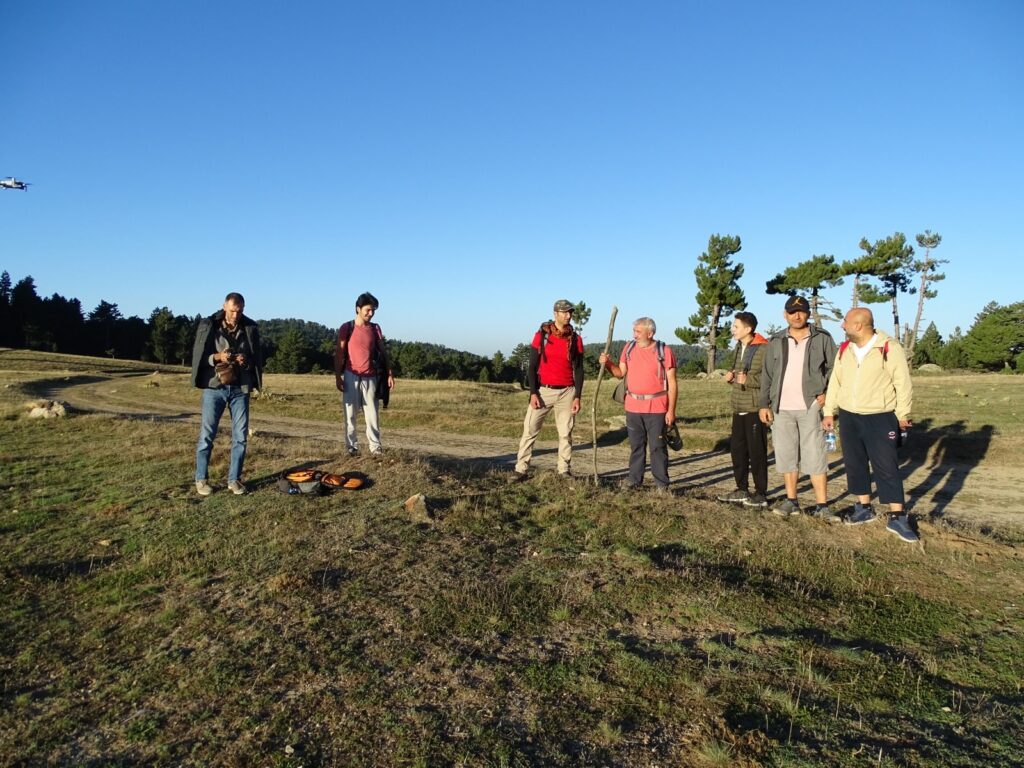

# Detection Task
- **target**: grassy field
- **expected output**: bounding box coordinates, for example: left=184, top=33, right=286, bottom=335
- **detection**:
left=1, top=350, right=1023, bottom=766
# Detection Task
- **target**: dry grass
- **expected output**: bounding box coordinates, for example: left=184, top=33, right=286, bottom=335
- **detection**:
left=1, top=351, right=1023, bottom=765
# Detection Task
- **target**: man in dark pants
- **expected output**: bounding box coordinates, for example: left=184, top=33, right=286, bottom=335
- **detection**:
left=823, top=308, right=916, bottom=542
left=717, top=312, right=770, bottom=508
left=191, top=292, right=263, bottom=496
left=600, top=317, right=678, bottom=492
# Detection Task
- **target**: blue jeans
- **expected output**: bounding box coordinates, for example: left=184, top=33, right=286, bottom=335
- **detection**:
left=195, top=387, right=250, bottom=483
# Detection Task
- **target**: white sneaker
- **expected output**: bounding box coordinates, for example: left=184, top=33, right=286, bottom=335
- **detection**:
left=196, top=480, right=213, bottom=496
left=227, top=480, right=246, bottom=495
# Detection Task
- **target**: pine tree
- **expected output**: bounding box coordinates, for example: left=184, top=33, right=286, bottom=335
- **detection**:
left=87, top=300, right=124, bottom=357
left=845, top=233, right=915, bottom=338
left=0, top=271, right=13, bottom=346
left=10, top=276, right=41, bottom=349
left=935, top=327, right=968, bottom=370
left=675, top=234, right=746, bottom=374
left=912, top=322, right=943, bottom=366
left=962, top=301, right=1024, bottom=371
left=765, top=254, right=844, bottom=328
left=268, top=327, right=313, bottom=373
left=572, top=301, right=591, bottom=331
left=148, top=307, right=179, bottom=364
left=906, top=230, right=947, bottom=363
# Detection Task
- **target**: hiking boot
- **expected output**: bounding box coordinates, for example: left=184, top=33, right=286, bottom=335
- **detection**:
left=195, top=480, right=213, bottom=497
left=771, top=498, right=801, bottom=517
left=227, top=480, right=247, bottom=496
left=742, top=492, right=768, bottom=509
left=510, top=470, right=529, bottom=483
left=370, top=448, right=384, bottom=458
left=813, top=504, right=840, bottom=523
left=347, top=447, right=359, bottom=457
left=717, top=488, right=750, bottom=504
left=845, top=502, right=876, bottom=525
left=886, top=514, right=920, bottom=543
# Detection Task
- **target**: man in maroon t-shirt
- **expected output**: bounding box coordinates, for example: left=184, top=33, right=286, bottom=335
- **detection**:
left=334, top=292, right=394, bottom=456
left=514, top=299, right=585, bottom=479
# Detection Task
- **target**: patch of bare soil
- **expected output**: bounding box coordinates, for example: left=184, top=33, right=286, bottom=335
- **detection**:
left=43, top=374, right=1024, bottom=537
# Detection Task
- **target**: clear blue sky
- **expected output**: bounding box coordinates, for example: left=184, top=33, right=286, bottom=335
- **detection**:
left=2, top=0, right=1021, bottom=356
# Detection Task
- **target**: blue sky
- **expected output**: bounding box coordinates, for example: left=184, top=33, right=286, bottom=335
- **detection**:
left=2, top=0, right=1021, bottom=356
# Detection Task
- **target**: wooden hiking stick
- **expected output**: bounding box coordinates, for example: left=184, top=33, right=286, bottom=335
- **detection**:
left=591, top=306, right=618, bottom=484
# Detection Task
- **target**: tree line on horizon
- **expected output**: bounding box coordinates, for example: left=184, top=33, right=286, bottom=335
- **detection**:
left=2, top=256, right=1021, bottom=377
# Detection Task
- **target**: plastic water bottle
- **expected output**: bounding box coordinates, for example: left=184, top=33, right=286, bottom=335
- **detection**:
left=825, top=430, right=837, bottom=452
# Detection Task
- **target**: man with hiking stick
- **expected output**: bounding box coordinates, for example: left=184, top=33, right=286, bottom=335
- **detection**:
left=600, top=317, right=678, bottom=492
left=591, top=306, right=618, bottom=483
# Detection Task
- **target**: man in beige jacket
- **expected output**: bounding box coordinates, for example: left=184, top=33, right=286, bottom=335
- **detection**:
left=823, top=308, right=916, bottom=541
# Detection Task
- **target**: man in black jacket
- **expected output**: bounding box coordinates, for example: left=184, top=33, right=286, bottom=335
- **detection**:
left=191, top=292, right=263, bottom=496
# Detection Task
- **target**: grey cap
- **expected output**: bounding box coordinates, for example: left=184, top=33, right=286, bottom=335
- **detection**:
left=553, top=299, right=573, bottom=313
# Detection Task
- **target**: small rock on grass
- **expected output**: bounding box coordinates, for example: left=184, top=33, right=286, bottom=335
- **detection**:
left=403, top=493, right=433, bottom=523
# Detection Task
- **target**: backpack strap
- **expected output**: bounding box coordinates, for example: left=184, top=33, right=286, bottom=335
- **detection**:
left=623, top=340, right=667, bottom=397
left=540, top=325, right=580, bottom=363
left=838, top=339, right=888, bottom=362
left=739, top=342, right=759, bottom=374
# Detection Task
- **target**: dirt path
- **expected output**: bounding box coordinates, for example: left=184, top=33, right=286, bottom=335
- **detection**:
left=42, top=374, right=1023, bottom=536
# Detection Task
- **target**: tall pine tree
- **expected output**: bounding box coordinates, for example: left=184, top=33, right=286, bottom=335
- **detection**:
left=676, top=234, right=746, bottom=374
left=765, top=254, right=844, bottom=328
left=845, top=233, right=915, bottom=338
left=906, top=230, right=947, bottom=361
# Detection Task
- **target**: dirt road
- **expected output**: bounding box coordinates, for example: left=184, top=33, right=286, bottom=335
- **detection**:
left=42, top=373, right=1022, bottom=536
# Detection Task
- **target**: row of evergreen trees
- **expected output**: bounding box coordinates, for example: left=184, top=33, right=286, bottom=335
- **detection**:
left=3, top=267, right=1020, bottom=376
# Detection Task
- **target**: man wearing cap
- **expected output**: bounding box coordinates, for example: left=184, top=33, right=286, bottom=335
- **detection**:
left=513, top=300, right=585, bottom=479
left=758, top=295, right=838, bottom=519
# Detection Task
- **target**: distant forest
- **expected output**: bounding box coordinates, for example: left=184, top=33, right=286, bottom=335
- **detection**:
left=3, top=270, right=1018, bottom=377
left=0, top=270, right=708, bottom=382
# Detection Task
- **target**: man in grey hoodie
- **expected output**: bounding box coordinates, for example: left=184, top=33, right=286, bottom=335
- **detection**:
left=758, top=295, right=838, bottom=520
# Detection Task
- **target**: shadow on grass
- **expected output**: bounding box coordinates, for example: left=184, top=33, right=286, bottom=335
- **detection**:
left=899, top=419, right=995, bottom=520
left=9, top=554, right=120, bottom=581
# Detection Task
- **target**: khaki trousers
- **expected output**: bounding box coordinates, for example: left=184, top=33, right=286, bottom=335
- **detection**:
left=515, top=386, right=576, bottom=474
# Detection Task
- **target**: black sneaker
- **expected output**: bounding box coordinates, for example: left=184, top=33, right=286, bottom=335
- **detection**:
left=845, top=503, right=876, bottom=525
left=812, top=504, right=840, bottom=523
left=771, top=498, right=801, bottom=517
left=717, top=488, right=750, bottom=504
left=742, top=493, right=768, bottom=508
left=510, top=470, right=529, bottom=483
left=886, top=514, right=920, bottom=543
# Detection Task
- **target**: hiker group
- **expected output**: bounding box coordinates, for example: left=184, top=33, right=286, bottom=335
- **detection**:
left=191, top=291, right=918, bottom=543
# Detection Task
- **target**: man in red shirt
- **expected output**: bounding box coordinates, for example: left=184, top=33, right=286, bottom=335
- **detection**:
left=514, top=299, right=585, bottom=479
left=600, top=317, right=678, bottom=491
left=334, top=292, right=394, bottom=456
